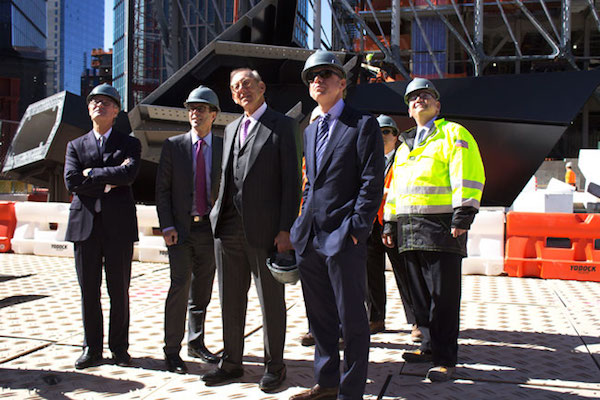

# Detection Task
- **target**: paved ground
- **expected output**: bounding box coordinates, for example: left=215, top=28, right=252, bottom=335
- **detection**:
left=0, top=253, right=599, bottom=399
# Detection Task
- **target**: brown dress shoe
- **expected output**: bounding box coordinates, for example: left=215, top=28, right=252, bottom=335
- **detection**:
left=411, top=325, right=423, bottom=342
left=289, top=384, right=338, bottom=400
left=369, top=320, right=385, bottom=334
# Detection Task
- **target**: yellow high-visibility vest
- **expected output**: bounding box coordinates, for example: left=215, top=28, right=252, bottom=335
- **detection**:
left=384, top=118, right=485, bottom=220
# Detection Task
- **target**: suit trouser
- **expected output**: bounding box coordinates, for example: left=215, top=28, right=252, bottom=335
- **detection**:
left=164, top=219, right=216, bottom=355
left=74, top=213, right=133, bottom=353
left=214, top=215, right=286, bottom=374
left=297, top=237, right=370, bottom=400
left=366, top=221, right=416, bottom=325
left=404, top=250, right=462, bottom=367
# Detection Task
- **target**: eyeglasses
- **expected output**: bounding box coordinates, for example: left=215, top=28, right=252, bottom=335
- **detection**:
left=382, top=128, right=398, bottom=136
left=89, top=98, right=116, bottom=107
left=230, top=78, right=255, bottom=92
left=307, top=69, right=340, bottom=83
left=407, top=91, right=435, bottom=103
left=186, top=104, right=212, bottom=113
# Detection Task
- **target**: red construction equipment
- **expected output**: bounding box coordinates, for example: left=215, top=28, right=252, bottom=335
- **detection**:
left=505, top=212, right=600, bottom=282
left=0, top=201, right=16, bottom=252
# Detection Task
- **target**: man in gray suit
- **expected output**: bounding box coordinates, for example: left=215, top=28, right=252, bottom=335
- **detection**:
left=156, top=86, right=223, bottom=374
left=203, top=68, right=301, bottom=393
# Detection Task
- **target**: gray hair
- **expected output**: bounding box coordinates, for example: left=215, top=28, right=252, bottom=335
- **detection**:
left=230, top=68, right=262, bottom=83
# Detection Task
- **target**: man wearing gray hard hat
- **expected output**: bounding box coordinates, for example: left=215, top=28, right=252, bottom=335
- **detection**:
left=156, top=85, right=223, bottom=373
left=64, top=83, right=141, bottom=369
left=290, top=50, right=384, bottom=400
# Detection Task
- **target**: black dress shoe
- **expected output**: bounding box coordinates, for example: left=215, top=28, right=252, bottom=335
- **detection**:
left=165, top=353, right=187, bottom=374
left=201, top=367, right=244, bottom=385
left=259, top=366, right=286, bottom=392
left=111, top=350, right=132, bottom=367
left=74, top=348, right=103, bottom=369
left=188, top=344, right=219, bottom=364
left=402, top=349, right=433, bottom=363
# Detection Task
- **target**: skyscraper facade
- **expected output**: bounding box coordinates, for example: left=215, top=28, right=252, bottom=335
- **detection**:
left=46, top=0, right=104, bottom=96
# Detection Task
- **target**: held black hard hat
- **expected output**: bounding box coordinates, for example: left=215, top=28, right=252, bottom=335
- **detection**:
left=87, top=83, right=121, bottom=109
left=301, top=50, right=346, bottom=86
left=266, top=250, right=299, bottom=285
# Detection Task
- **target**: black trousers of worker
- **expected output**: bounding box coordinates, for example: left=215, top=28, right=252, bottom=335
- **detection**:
left=214, top=213, right=286, bottom=374
left=404, top=250, right=462, bottom=367
left=74, top=213, right=133, bottom=353
left=366, top=221, right=415, bottom=325
left=164, top=219, right=216, bottom=356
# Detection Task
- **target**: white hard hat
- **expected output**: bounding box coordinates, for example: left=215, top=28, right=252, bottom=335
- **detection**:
left=566, top=162, right=573, bottom=168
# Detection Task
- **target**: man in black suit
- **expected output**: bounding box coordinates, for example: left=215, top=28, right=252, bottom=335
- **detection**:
left=203, top=68, right=301, bottom=393
left=290, top=51, right=384, bottom=400
left=64, top=83, right=141, bottom=369
left=155, top=86, right=223, bottom=373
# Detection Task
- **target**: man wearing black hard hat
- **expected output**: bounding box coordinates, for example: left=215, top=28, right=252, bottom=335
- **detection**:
left=290, top=51, right=384, bottom=400
left=156, top=85, right=223, bottom=373
left=64, top=83, right=141, bottom=369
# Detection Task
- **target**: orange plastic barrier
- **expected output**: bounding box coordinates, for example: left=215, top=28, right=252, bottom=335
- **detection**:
left=505, top=212, right=600, bottom=282
left=0, top=201, right=17, bottom=252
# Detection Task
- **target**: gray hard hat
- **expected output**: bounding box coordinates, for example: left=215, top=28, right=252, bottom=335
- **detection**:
left=87, top=83, right=121, bottom=109
left=184, top=85, right=220, bottom=112
left=301, top=50, right=346, bottom=86
left=377, top=114, right=398, bottom=133
left=404, top=77, right=440, bottom=105
left=266, top=250, right=299, bottom=285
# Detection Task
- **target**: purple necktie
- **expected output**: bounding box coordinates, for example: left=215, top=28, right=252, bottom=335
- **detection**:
left=240, top=119, right=251, bottom=146
left=195, top=139, right=207, bottom=215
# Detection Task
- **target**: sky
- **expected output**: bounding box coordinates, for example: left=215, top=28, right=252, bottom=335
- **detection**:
left=104, top=0, right=113, bottom=50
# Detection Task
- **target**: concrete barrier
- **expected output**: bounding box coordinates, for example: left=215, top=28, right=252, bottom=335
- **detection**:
left=463, top=209, right=505, bottom=276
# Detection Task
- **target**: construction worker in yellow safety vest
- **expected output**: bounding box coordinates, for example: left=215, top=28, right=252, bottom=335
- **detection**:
left=381, top=77, right=485, bottom=382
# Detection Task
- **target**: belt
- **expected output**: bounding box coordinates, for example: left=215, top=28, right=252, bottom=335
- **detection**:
left=192, top=215, right=208, bottom=223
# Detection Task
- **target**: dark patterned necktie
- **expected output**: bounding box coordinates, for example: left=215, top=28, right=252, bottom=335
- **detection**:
left=315, top=113, right=330, bottom=170
left=195, top=139, right=207, bottom=215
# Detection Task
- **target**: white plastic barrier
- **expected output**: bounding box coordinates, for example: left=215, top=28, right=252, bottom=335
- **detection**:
left=135, top=204, right=168, bottom=263
left=11, top=201, right=73, bottom=257
left=463, top=209, right=505, bottom=276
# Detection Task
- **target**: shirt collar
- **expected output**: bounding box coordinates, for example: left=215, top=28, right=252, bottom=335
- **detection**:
left=191, top=131, right=212, bottom=147
left=319, top=98, right=344, bottom=120
left=244, top=101, right=267, bottom=123
left=93, top=127, right=112, bottom=141
left=417, top=117, right=436, bottom=133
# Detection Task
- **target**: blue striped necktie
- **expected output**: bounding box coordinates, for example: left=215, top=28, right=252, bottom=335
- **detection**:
left=316, top=113, right=330, bottom=170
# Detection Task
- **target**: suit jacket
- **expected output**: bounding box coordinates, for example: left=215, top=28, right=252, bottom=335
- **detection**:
left=210, top=106, right=301, bottom=249
left=64, top=129, right=141, bottom=243
left=155, top=131, right=223, bottom=242
left=290, top=104, right=384, bottom=257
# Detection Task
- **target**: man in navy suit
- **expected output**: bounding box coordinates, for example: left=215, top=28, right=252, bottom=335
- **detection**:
left=290, top=51, right=384, bottom=400
left=156, top=86, right=223, bottom=373
left=64, top=84, right=141, bottom=369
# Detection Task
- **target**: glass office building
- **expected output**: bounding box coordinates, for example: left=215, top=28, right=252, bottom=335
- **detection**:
left=0, top=0, right=46, bottom=49
left=47, top=0, right=104, bottom=96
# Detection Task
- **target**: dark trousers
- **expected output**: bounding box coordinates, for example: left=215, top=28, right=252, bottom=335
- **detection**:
left=164, top=220, right=216, bottom=355
left=74, top=213, right=133, bottom=353
left=214, top=214, right=286, bottom=374
left=366, top=221, right=415, bottom=324
left=297, top=237, right=369, bottom=400
left=404, top=250, right=462, bottom=367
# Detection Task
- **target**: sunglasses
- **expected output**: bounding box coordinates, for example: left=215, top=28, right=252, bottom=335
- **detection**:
left=407, top=91, right=435, bottom=103
left=382, top=128, right=398, bottom=136
left=307, top=69, right=341, bottom=83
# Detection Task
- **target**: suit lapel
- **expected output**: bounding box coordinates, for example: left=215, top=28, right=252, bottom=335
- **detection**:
left=211, top=135, right=223, bottom=202
left=84, top=131, right=101, bottom=163
left=181, top=132, right=194, bottom=187
left=245, top=108, right=274, bottom=179
left=315, top=107, right=350, bottom=180
left=305, top=122, right=317, bottom=182
left=222, top=117, right=242, bottom=174
left=102, top=131, right=122, bottom=164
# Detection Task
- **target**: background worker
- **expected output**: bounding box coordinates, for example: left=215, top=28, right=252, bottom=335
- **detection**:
left=156, top=86, right=222, bottom=374
left=366, top=114, right=418, bottom=340
left=204, top=68, right=301, bottom=393
left=290, top=50, right=383, bottom=400
left=565, top=161, right=577, bottom=188
left=64, top=83, right=141, bottom=369
left=382, top=78, right=485, bottom=382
